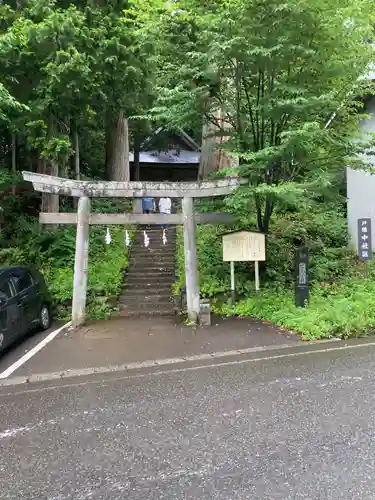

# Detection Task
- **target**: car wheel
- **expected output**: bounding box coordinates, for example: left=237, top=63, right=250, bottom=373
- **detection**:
left=39, top=304, right=51, bottom=331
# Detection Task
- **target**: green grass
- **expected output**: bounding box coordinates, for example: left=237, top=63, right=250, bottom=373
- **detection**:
left=214, top=270, right=375, bottom=340
left=42, top=226, right=134, bottom=320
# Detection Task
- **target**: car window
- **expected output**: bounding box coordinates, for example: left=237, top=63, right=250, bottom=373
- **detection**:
left=13, top=271, right=33, bottom=293
left=0, top=280, right=13, bottom=302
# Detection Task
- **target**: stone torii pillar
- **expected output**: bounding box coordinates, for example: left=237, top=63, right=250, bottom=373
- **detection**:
left=182, top=197, right=199, bottom=323
left=72, top=196, right=90, bottom=327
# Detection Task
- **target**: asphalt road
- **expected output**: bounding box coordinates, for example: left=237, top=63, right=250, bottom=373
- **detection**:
left=2, top=342, right=375, bottom=499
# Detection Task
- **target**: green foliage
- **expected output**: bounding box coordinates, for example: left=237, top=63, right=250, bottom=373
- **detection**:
left=0, top=0, right=157, bottom=180
left=0, top=219, right=133, bottom=320
left=174, top=191, right=372, bottom=340
left=215, top=266, right=375, bottom=340
left=146, top=0, right=375, bottom=232
left=175, top=195, right=352, bottom=298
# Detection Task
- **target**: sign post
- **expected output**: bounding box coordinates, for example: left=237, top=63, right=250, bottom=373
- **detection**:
left=357, top=218, right=372, bottom=278
left=295, top=246, right=309, bottom=308
left=254, top=261, right=260, bottom=294
left=222, top=230, right=266, bottom=301
left=230, top=261, right=236, bottom=304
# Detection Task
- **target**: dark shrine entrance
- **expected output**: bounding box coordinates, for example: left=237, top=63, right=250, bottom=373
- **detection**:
left=130, top=128, right=200, bottom=182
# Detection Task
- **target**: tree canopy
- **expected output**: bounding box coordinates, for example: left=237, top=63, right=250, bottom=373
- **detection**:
left=0, top=0, right=373, bottom=229
left=142, top=0, right=375, bottom=231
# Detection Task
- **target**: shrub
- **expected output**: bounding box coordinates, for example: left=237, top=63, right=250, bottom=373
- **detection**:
left=215, top=266, right=375, bottom=340
left=174, top=195, right=373, bottom=339
left=0, top=218, right=133, bottom=320
left=175, top=203, right=352, bottom=298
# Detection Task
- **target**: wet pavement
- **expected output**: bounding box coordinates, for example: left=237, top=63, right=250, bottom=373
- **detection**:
left=2, top=340, right=375, bottom=498
left=0, top=316, right=300, bottom=379
left=0, top=322, right=62, bottom=377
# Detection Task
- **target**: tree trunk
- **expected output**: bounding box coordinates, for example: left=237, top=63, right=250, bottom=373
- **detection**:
left=74, top=127, right=80, bottom=180
left=36, top=153, right=43, bottom=174
left=47, top=158, right=59, bottom=214
left=105, top=110, right=129, bottom=182
left=40, top=158, right=49, bottom=213
left=44, top=114, right=59, bottom=229
left=134, top=135, right=141, bottom=181
left=198, top=119, right=217, bottom=180
left=105, top=111, right=114, bottom=179
left=11, top=132, right=16, bottom=195
left=199, top=108, right=238, bottom=179
left=72, top=126, right=80, bottom=209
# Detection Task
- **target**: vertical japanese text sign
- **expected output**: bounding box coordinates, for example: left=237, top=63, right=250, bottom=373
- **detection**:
left=295, top=247, right=309, bottom=308
left=357, top=218, right=372, bottom=261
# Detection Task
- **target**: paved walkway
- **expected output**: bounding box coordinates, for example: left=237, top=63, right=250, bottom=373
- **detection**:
left=7, top=315, right=301, bottom=378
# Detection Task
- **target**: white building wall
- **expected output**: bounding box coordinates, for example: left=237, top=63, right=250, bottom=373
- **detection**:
left=347, top=96, right=375, bottom=249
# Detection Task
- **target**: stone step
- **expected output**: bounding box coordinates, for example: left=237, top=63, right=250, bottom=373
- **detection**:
left=119, top=225, right=177, bottom=318
left=131, top=245, right=176, bottom=251
left=130, top=245, right=176, bottom=254
left=126, top=270, right=174, bottom=278
left=134, top=232, right=177, bottom=238
left=121, top=284, right=172, bottom=293
left=133, top=240, right=177, bottom=246
left=135, top=229, right=177, bottom=235
left=114, top=309, right=175, bottom=318
left=131, top=245, right=176, bottom=250
left=133, top=233, right=176, bottom=238
left=118, top=301, right=173, bottom=311
left=120, top=289, right=172, bottom=296
left=133, top=237, right=177, bottom=242
left=130, top=255, right=175, bottom=262
left=126, top=272, right=175, bottom=280
left=126, top=278, right=175, bottom=287
left=129, top=265, right=175, bottom=273
left=136, top=225, right=178, bottom=230
left=129, top=259, right=175, bottom=272
left=134, top=233, right=177, bottom=238
left=119, top=294, right=171, bottom=304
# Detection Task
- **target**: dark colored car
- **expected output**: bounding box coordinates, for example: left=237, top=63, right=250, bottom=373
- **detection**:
left=0, top=266, right=52, bottom=352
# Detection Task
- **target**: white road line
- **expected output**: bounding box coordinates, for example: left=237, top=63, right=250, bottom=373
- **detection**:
left=0, top=322, right=71, bottom=379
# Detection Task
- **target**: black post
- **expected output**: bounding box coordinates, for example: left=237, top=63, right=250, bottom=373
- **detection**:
left=295, top=247, right=309, bottom=308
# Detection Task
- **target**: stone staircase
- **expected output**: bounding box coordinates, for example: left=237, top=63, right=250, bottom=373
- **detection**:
left=117, top=226, right=177, bottom=317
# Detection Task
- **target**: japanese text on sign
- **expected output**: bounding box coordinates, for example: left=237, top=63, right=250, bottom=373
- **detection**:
left=298, top=263, right=307, bottom=285
left=222, top=231, right=265, bottom=262
left=357, top=218, right=372, bottom=261
left=295, top=247, right=309, bottom=308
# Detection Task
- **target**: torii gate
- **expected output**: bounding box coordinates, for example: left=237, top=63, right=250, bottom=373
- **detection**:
left=22, top=172, right=242, bottom=327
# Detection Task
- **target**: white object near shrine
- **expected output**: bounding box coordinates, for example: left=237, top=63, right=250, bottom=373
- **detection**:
left=222, top=230, right=266, bottom=297
left=125, top=229, right=131, bottom=247
left=105, top=227, right=111, bottom=245
left=162, top=229, right=167, bottom=245
left=143, top=231, right=150, bottom=248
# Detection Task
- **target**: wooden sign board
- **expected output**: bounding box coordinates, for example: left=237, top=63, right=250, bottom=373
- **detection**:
left=222, top=231, right=265, bottom=262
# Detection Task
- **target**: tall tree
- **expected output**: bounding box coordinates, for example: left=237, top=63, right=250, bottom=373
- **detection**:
left=0, top=0, right=156, bottom=192
left=146, top=0, right=375, bottom=231
left=84, top=0, right=155, bottom=181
